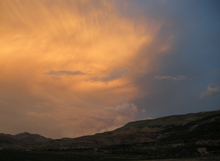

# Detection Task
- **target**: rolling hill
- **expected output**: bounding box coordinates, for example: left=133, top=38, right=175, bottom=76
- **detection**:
left=31, top=110, right=220, bottom=152
left=1, top=110, right=220, bottom=155
left=0, top=132, right=51, bottom=149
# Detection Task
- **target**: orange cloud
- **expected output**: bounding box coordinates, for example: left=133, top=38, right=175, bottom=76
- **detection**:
left=0, top=0, right=164, bottom=138
left=26, top=98, right=138, bottom=138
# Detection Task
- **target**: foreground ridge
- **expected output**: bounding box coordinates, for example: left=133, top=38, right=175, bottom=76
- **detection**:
left=1, top=110, right=220, bottom=158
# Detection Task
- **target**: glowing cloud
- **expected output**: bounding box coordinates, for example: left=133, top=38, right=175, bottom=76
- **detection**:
left=26, top=99, right=138, bottom=138
left=0, top=0, right=167, bottom=138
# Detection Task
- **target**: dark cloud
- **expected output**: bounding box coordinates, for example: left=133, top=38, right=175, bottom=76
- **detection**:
left=90, top=68, right=128, bottom=82
left=133, top=0, right=220, bottom=119
left=44, top=70, right=85, bottom=76
left=153, top=75, right=190, bottom=81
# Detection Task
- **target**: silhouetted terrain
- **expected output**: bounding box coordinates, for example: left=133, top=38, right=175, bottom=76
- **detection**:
left=0, top=132, right=51, bottom=149
left=28, top=110, right=220, bottom=150
left=1, top=110, right=220, bottom=160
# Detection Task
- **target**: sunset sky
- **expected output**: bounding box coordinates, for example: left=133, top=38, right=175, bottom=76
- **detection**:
left=1, top=0, right=220, bottom=139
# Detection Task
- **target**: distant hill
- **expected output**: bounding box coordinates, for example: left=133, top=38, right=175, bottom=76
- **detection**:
left=1, top=110, right=220, bottom=154
left=31, top=110, right=220, bottom=151
left=0, top=132, right=51, bottom=149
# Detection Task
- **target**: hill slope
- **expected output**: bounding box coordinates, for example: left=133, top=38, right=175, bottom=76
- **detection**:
left=0, top=132, right=51, bottom=149
left=32, top=110, right=220, bottom=150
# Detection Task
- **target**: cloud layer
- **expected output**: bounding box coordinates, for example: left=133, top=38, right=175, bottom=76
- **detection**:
left=0, top=0, right=155, bottom=138
left=1, top=0, right=220, bottom=138
left=45, top=70, right=85, bottom=76
left=153, top=75, right=190, bottom=81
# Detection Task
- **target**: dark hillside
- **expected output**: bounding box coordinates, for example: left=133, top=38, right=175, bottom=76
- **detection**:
left=1, top=110, right=220, bottom=159
left=30, top=110, right=220, bottom=152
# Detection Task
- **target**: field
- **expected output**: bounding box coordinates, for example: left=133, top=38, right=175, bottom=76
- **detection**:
left=0, top=151, right=219, bottom=161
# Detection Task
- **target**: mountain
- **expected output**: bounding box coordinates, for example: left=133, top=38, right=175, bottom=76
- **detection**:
left=13, top=132, right=51, bottom=144
left=0, top=132, right=51, bottom=149
left=1, top=110, right=220, bottom=155
left=0, top=133, right=19, bottom=149
left=32, top=110, right=220, bottom=151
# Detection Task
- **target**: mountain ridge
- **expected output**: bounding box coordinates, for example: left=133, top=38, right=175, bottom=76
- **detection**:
left=1, top=109, right=220, bottom=151
left=0, top=132, right=52, bottom=149
left=31, top=109, right=220, bottom=150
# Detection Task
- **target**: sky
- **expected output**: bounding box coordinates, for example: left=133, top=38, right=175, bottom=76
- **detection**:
left=0, top=0, right=220, bottom=139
